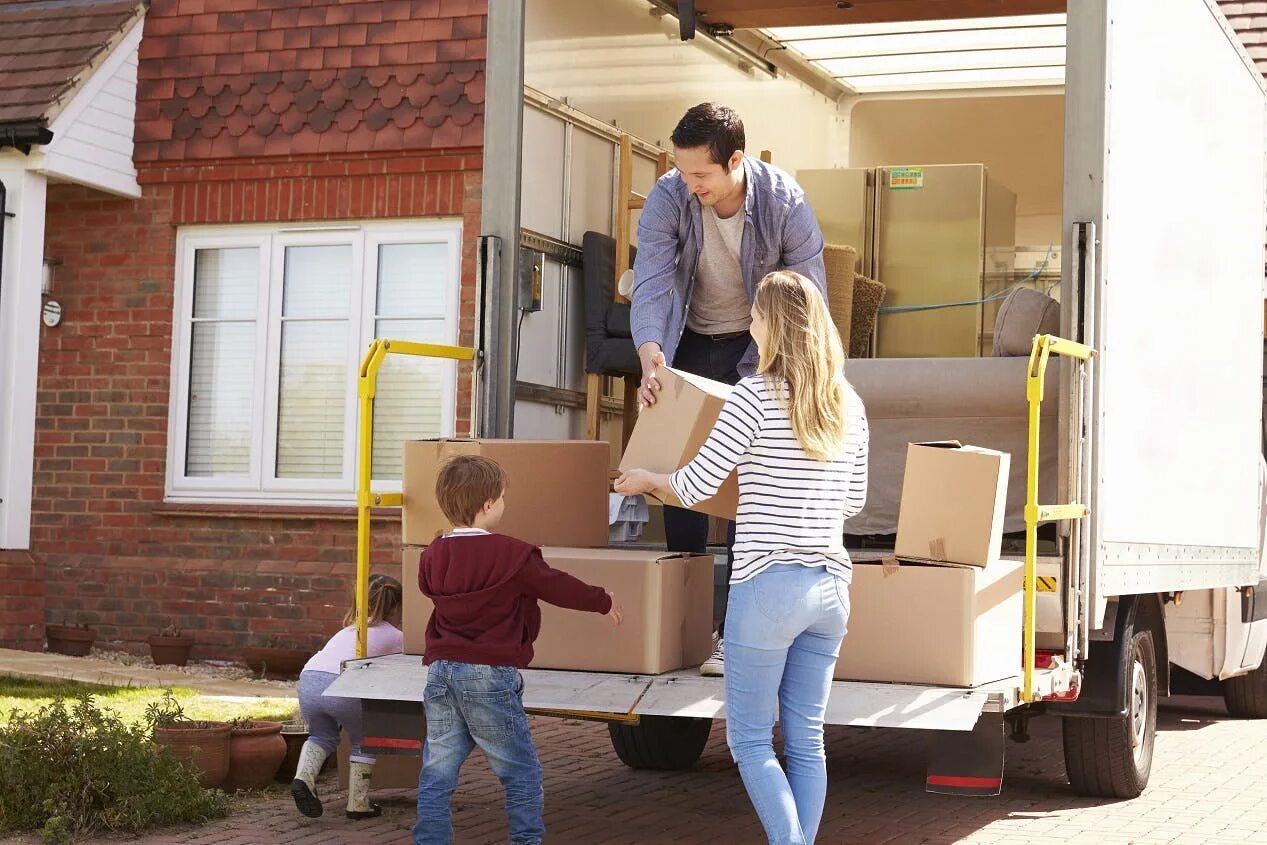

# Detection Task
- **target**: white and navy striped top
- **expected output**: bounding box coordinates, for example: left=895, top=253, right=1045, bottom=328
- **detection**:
left=669, top=374, right=869, bottom=585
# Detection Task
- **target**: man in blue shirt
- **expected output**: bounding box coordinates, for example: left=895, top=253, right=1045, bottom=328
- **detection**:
left=631, top=103, right=828, bottom=676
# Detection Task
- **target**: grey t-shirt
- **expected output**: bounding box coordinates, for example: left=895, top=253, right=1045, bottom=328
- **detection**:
left=687, top=206, right=752, bottom=334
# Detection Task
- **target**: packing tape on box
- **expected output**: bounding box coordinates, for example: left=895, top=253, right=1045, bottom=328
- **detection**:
left=928, top=537, right=947, bottom=561
left=881, top=556, right=900, bottom=576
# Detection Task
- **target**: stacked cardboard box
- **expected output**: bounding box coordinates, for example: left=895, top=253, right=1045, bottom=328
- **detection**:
left=401, top=437, right=714, bottom=676
left=403, top=547, right=714, bottom=673
left=402, top=439, right=611, bottom=548
left=835, top=442, right=1023, bottom=688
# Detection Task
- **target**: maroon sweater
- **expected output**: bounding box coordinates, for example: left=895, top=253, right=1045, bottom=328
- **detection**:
left=418, top=532, right=612, bottom=668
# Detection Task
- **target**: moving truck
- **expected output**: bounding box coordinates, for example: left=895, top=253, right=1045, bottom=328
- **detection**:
left=329, top=0, right=1267, bottom=798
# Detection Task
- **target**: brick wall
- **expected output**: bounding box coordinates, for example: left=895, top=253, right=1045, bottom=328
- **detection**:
left=24, top=149, right=480, bottom=658
left=0, top=551, right=45, bottom=649
left=2, top=0, right=490, bottom=656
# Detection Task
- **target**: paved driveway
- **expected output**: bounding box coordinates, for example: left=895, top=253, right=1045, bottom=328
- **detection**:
left=40, top=693, right=1264, bottom=845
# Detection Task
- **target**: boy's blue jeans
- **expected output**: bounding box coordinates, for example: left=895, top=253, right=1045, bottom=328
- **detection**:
left=413, top=660, right=544, bottom=845
left=725, top=563, right=850, bottom=845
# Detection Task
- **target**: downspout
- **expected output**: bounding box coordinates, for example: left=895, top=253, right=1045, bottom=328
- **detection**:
left=0, top=178, right=10, bottom=335
left=0, top=123, right=55, bottom=321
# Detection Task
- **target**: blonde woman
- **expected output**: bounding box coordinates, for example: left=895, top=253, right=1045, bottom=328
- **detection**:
left=616, top=270, right=868, bottom=845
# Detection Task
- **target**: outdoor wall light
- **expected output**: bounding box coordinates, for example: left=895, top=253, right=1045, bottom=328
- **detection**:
left=41, top=256, right=62, bottom=327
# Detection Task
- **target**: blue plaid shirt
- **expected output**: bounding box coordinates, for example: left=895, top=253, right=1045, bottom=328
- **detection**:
left=630, top=155, right=827, bottom=376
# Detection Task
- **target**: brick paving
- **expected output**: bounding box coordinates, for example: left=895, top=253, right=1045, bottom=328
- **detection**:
left=10, top=693, right=1266, bottom=844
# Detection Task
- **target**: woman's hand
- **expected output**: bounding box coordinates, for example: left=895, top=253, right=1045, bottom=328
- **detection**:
left=614, top=468, right=664, bottom=497
left=606, top=592, right=623, bottom=625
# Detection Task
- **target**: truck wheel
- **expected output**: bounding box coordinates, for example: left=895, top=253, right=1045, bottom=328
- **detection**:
left=1062, top=629, right=1157, bottom=798
left=608, top=715, right=712, bottom=770
left=1223, top=659, right=1267, bottom=718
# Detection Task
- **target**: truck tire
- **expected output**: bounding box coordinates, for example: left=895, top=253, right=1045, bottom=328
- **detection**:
left=1223, top=659, right=1267, bottom=718
left=1061, top=629, right=1157, bottom=798
left=608, top=715, right=712, bottom=770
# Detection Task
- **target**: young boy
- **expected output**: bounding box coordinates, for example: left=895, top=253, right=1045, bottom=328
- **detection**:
left=412, top=455, right=622, bottom=845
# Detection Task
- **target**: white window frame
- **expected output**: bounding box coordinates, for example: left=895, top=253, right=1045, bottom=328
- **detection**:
left=166, top=219, right=463, bottom=505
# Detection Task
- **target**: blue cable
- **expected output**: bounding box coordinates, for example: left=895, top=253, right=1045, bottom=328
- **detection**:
left=877, top=244, right=1056, bottom=314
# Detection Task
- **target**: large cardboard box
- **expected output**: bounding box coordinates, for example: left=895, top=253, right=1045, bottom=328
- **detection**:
left=834, top=558, right=1023, bottom=687
left=336, top=730, right=420, bottom=791
left=618, top=367, right=739, bottom=521
left=894, top=442, right=1010, bottom=568
left=402, top=439, right=609, bottom=547
left=403, top=546, right=714, bottom=674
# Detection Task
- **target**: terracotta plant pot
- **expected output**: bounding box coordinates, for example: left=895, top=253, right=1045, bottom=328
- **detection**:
left=148, top=634, right=194, bottom=667
left=154, top=722, right=231, bottom=789
left=275, top=722, right=310, bottom=783
left=223, top=720, right=286, bottom=792
left=45, top=624, right=96, bottom=657
left=240, top=646, right=310, bottom=680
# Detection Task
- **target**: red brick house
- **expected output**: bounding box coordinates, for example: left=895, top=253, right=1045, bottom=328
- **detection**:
left=0, top=0, right=486, bottom=656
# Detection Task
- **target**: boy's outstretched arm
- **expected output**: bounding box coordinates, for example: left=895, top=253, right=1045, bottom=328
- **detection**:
left=514, top=549, right=615, bottom=617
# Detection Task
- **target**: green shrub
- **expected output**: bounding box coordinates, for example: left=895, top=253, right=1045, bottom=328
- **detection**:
left=0, top=694, right=229, bottom=843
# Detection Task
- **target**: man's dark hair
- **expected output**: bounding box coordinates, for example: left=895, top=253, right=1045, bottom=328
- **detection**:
left=671, top=103, right=745, bottom=168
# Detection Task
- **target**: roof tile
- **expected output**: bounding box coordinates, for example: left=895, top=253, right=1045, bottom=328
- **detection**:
left=0, top=0, right=144, bottom=126
left=1223, top=0, right=1267, bottom=75
left=133, top=0, right=485, bottom=161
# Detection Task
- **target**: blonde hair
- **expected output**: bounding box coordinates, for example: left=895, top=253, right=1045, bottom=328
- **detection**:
left=753, top=270, right=848, bottom=460
left=343, top=573, right=403, bottom=627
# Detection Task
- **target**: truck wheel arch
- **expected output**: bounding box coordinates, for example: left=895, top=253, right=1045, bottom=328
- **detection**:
left=1052, top=593, right=1170, bottom=717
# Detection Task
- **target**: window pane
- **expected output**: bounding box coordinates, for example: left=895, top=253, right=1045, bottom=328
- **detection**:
left=193, top=248, right=258, bottom=319
left=282, top=244, right=352, bottom=318
left=376, top=243, right=448, bottom=317
left=371, top=319, right=453, bottom=479
left=186, top=322, right=254, bottom=476
left=276, top=321, right=347, bottom=479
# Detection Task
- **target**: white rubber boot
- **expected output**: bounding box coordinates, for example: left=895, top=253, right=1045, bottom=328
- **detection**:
left=345, top=760, right=382, bottom=819
left=289, top=740, right=329, bottom=818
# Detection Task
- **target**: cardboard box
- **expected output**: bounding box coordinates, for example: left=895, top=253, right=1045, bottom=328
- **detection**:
left=403, top=546, right=714, bottom=674
left=336, top=730, right=421, bottom=791
left=618, top=367, right=739, bottom=521
left=894, top=442, right=1010, bottom=568
left=402, top=439, right=610, bottom=548
left=834, top=558, right=1023, bottom=687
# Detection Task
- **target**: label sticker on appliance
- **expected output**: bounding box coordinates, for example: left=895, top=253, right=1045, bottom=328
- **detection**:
left=889, top=167, right=923, bottom=190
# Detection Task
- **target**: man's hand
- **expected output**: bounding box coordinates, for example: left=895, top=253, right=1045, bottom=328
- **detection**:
left=606, top=592, right=624, bottom=625
left=637, top=342, right=666, bottom=408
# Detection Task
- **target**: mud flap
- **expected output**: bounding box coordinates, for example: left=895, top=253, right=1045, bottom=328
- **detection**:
left=360, top=697, right=424, bottom=756
left=925, top=710, right=1004, bottom=796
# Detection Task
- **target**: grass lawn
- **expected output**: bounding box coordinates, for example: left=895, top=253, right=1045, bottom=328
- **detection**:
left=0, top=675, right=298, bottom=727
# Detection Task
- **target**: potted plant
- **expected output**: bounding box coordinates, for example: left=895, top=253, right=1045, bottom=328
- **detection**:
left=239, top=639, right=312, bottom=680
left=45, top=620, right=96, bottom=656
left=222, top=717, right=287, bottom=792
left=146, top=690, right=231, bottom=789
left=148, top=620, right=194, bottom=667
left=275, top=718, right=311, bottom=783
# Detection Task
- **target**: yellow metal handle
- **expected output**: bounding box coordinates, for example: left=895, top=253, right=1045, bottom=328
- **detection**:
left=356, top=339, right=476, bottom=658
left=1023, top=333, right=1094, bottom=703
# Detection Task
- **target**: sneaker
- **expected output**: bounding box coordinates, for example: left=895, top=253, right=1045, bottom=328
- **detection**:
left=700, top=635, right=724, bottom=677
